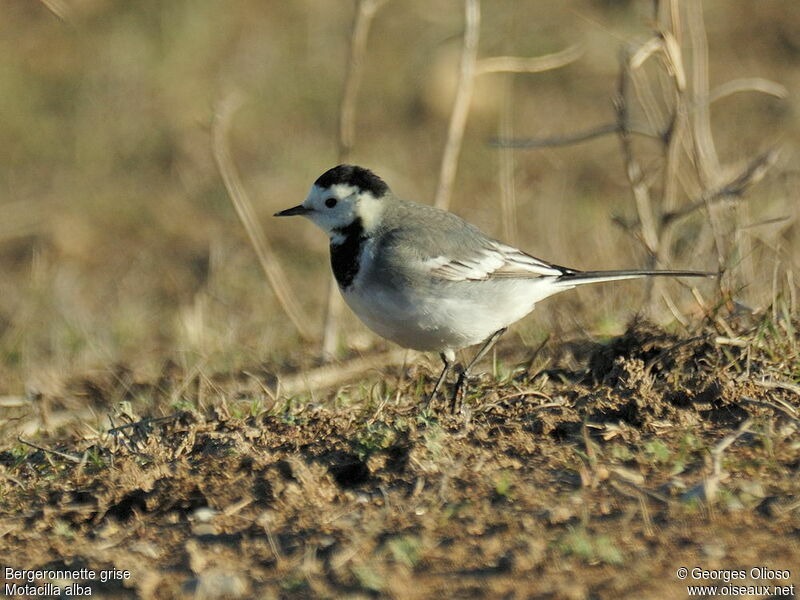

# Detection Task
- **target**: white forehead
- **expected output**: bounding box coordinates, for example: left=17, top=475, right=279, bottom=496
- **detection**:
left=309, top=183, right=358, bottom=201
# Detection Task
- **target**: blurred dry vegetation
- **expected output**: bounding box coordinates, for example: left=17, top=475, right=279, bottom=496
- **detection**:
left=0, top=0, right=797, bottom=391
left=1, top=0, right=799, bottom=597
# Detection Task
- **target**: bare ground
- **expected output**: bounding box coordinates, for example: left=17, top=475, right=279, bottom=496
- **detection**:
left=1, top=318, right=798, bottom=599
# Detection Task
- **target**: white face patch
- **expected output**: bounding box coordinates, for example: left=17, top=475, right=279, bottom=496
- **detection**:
left=301, top=183, right=384, bottom=238
left=356, top=192, right=384, bottom=234
left=300, top=184, right=357, bottom=235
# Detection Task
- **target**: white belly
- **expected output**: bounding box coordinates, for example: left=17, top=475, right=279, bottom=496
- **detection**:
left=341, top=275, right=568, bottom=352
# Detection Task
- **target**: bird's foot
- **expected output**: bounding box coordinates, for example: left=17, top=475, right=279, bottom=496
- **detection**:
left=425, top=352, right=453, bottom=413
left=450, top=369, right=470, bottom=414
left=423, top=391, right=438, bottom=412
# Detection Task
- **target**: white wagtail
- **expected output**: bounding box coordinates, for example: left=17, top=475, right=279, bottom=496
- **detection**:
left=275, top=165, right=712, bottom=408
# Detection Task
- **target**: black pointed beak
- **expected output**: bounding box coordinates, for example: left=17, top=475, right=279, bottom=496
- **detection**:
left=274, top=205, right=311, bottom=217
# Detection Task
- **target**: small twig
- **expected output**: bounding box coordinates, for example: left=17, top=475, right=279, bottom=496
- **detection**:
left=753, top=379, right=800, bottom=401
left=738, top=216, right=793, bottom=231
left=223, top=497, right=254, bottom=517
left=629, top=36, right=662, bottom=70
left=709, top=77, right=788, bottom=103
left=608, top=480, right=659, bottom=537
left=495, top=392, right=557, bottom=404
left=712, top=418, right=752, bottom=465
left=17, top=436, right=82, bottom=464
left=108, top=416, right=137, bottom=452
left=0, top=396, right=28, bottom=408
left=714, top=336, right=749, bottom=347
left=474, top=44, right=583, bottom=76
left=661, top=288, right=690, bottom=326
left=660, top=30, right=687, bottom=89
left=739, top=396, right=799, bottom=424
left=613, top=476, right=670, bottom=504
left=618, top=147, right=781, bottom=233
left=581, top=422, right=597, bottom=464
left=616, top=48, right=660, bottom=259
left=492, top=123, right=622, bottom=149
left=702, top=417, right=753, bottom=502
left=258, top=513, right=285, bottom=564
left=277, top=348, right=411, bottom=397
left=1, top=471, right=24, bottom=487
left=661, top=147, right=781, bottom=227
left=644, top=334, right=708, bottom=373
left=212, top=94, right=314, bottom=342
left=106, top=413, right=184, bottom=436
left=750, top=380, right=800, bottom=413
left=434, top=0, right=480, bottom=211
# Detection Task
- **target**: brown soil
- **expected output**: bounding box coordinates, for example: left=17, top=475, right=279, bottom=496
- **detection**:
left=1, top=319, right=798, bottom=599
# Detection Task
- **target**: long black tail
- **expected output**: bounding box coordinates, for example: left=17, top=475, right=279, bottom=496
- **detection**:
left=557, top=269, right=714, bottom=286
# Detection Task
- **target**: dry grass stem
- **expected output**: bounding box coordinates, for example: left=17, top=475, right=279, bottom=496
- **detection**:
left=616, top=51, right=660, bottom=260
left=37, top=0, right=71, bottom=22
left=212, top=93, right=314, bottom=342
left=686, top=0, right=720, bottom=184
left=433, top=0, right=480, bottom=211
left=337, top=0, right=389, bottom=162
left=321, top=0, right=390, bottom=360
left=278, top=348, right=411, bottom=397
left=709, top=77, right=788, bottom=103
left=706, top=418, right=752, bottom=499
left=662, top=148, right=782, bottom=226
left=493, top=123, right=622, bottom=149
left=474, top=44, right=583, bottom=76
left=321, top=279, right=345, bottom=361
left=17, top=436, right=82, bottom=463
left=493, top=1, right=784, bottom=317
left=739, top=396, right=800, bottom=423
left=497, top=75, right=517, bottom=244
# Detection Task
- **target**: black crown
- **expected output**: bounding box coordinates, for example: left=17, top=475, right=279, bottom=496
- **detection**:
left=314, top=165, right=389, bottom=197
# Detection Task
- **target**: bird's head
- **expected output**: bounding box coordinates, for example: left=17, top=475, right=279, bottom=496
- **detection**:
left=275, top=165, right=389, bottom=240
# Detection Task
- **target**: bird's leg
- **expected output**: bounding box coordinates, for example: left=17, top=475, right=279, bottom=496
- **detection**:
left=451, top=328, right=507, bottom=413
left=424, top=351, right=453, bottom=410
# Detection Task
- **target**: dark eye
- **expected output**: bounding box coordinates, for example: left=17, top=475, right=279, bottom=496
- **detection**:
left=325, top=197, right=337, bottom=208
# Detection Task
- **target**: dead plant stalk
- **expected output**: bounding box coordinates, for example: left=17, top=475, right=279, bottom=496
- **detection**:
left=212, top=94, right=314, bottom=342
left=321, top=0, right=389, bottom=360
